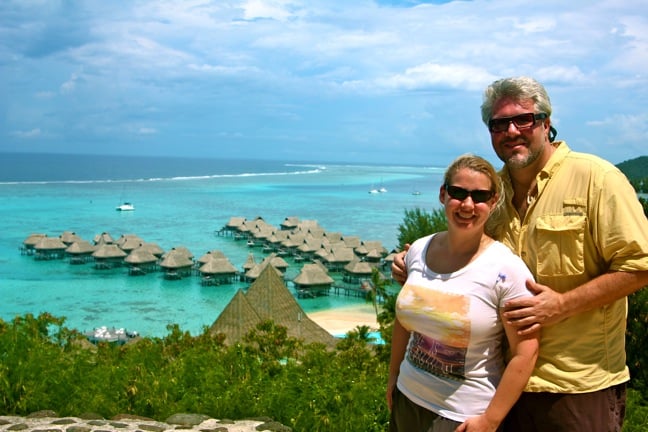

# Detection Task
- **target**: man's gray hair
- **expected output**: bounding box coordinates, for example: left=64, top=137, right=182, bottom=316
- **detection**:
left=480, top=76, right=553, bottom=124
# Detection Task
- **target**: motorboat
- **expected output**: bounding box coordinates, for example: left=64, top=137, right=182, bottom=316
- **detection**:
left=85, top=326, right=139, bottom=345
left=116, top=202, right=135, bottom=211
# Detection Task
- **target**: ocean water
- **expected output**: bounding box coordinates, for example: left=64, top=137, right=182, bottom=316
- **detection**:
left=0, top=153, right=445, bottom=337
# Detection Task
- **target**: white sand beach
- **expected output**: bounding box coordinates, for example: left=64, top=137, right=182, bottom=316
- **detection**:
left=308, top=304, right=380, bottom=335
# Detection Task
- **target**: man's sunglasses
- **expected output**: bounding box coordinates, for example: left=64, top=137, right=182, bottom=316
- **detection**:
left=488, top=112, right=548, bottom=133
left=445, top=184, right=494, bottom=203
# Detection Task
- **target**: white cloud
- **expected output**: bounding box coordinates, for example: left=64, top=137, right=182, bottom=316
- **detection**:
left=241, top=0, right=298, bottom=21
left=1, top=0, right=647, bottom=164
left=11, top=128, right=42, bottom=138
left=137, top=127, right=157, bottom=135
left=374, top=62, right=497, bottom=91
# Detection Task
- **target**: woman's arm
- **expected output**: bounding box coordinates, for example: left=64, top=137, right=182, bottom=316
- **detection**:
left=457, top=315, right=539, bottom=431
left=387, top=317, right=410, bottom=410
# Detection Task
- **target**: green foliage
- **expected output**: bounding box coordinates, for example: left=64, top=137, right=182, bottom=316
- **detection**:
left=640, top=197, right=648, bottom=218
left=627, top=288, right=648, bottom=396
left=624, top=389, right=648, bottom=432
left=616, top=156, right=648, bottom=193
left=0, top=312, right=390, bottom=432
left=3, top=292, right=648, bottom=432
left=396, top=207, right=447, bottom=249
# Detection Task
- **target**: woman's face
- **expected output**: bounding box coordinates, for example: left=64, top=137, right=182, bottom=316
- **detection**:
left=440, top=167, right=497, bottom=233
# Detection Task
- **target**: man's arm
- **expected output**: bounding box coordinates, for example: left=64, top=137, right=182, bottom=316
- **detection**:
left=390, top=246, right=409, bottom=285
left=503, top=270, right=648, bottom=335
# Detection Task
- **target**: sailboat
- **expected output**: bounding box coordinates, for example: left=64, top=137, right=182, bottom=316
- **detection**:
left=116, top=202, right=135, bottom=211
left=116, top=187, right=135, bottom=211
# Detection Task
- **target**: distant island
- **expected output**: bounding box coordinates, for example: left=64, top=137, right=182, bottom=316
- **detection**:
left=616, top=156, right=648, bottom=193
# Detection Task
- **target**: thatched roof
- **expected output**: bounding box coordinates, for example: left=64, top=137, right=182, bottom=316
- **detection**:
left=197, top=250, right=227, bottom=264
left=325, top=246, right=355, bottom=264
left=280, top=216, right=300, bottom=230
left=138, top=242, right=165, bottom=257
left=163, top=246, right=193, bottom=259
left=293, top=263, right=334, bottom=286
left=34, top=237, right=68, bottom=251
left=23, top=233, right=46, bottom=247
left=210, top=265, right=337, bottom=348
left=361, top=241, right=387, bottom=256
left=225, top=217, right=247, bottom=230
left=117, top=236, right=144, bottom=252
left=66, top=240, right=96, bottom=255
left=242, top=253, right=256, bottom=271
left=93, top=232, right=115, bottom=245
left=159, top=251, right=193, bottom=269
left=245, top=256, right=283, bottom=280
left=59, top=231, right=83, bottom=245
left=209, top=290, right=261, bottom=342
left=344, top=258, right=374, bottom=276
left=92, top=244, right=127, bottom=259
left=342, top=236, right=362, bottom=248
left=125, top=248, right=159, bottom=264
left=199, top=258, right=238, bottom=275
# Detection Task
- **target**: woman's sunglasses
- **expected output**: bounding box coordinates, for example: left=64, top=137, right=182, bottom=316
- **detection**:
left=444, top=184, right=494, bottom=203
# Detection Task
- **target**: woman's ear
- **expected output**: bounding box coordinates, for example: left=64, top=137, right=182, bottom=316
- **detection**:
left=439, top=184, right=446, bottom=205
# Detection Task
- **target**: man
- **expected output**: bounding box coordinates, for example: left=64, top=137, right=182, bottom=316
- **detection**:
left=391, top=76, right=648, bottom=431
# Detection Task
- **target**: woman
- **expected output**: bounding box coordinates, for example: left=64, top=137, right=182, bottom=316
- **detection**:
left=387, top=154, right=539, bottom=432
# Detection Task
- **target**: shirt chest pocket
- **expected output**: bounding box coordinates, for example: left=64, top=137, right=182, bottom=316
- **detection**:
left=534, top=214, right=586, bottom=277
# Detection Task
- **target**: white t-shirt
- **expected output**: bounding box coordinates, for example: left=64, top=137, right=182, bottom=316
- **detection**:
left=396, top=234, right=534, bottom=422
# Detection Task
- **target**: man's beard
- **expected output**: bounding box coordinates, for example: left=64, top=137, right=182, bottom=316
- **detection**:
left=498, top=141, right=543, bottom=169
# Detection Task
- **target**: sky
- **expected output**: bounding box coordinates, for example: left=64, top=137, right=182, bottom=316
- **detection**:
left=1, top=0, right=647, bottom=167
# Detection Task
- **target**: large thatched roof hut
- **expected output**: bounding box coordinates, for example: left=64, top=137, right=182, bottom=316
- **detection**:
left=209, top=290, right=261, bottom=342
left=210, top=265, right=337, bottom=348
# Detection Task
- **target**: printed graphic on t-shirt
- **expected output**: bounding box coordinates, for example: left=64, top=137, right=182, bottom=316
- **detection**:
left=401, top=284, right=470, bottom=380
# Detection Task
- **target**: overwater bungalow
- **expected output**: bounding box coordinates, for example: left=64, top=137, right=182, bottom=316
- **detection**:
left=34, top=236, right=68, bottom=260
left=343, top=258, right=375, bottom=283
left=92, top=244, right=127, bottom=269
left=124, top=248, right=159, bottom=275
left=293, top=262, right=334, bottom=298
left=322, top=246, right=356, bottom=272
left=160, top=248, right=194, bottom=279
left=199, top=258, right=239, bottom=285
left=66, top=240, right=97, bottom=264
left=21, top=233, right=46, bottom=255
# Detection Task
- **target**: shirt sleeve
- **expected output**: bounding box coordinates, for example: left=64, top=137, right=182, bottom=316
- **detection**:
left=594, top=168, right=648, bottom=272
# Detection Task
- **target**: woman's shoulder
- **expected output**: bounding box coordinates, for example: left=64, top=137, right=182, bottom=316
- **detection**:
left=487, top=241, right=533, bottom=278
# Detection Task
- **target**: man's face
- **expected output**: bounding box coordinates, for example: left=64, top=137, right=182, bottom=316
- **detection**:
left=489, top=97, right=549, bottom=170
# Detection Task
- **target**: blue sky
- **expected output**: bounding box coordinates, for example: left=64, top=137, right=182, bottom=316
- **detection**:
left=1, top=0, right=647, bottom=166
